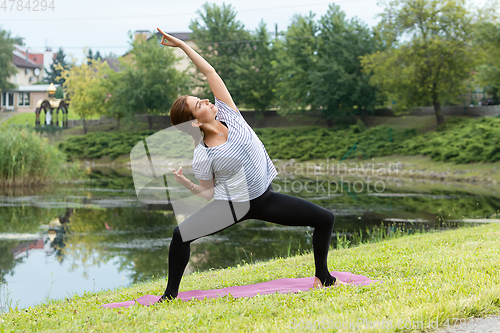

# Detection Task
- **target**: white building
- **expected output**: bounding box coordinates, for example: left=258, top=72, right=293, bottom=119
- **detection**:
left=0, top=45, right=57, bottom=113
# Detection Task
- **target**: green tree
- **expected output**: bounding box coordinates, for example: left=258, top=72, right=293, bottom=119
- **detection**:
left=474, top=6, right=500, bottom=103
left=56, top=55, right=112, bottom=134
left=361, top=0, right=477, bottom=125
left=312, top=4, right=381, bottom=125
left=0, top=27, right=17, bottom=91
left=44, top=47, right=71, bottom=85
left=114, top=32, right=190, bottom=129
left=86, top=48, right=103, bottom=65
left=100, top=69, right=128, bottom=130
left=10, top=36, right=24, bottom=46
left=273, top=13, right=319, bottom=114
left=189, top=2, right=252, bottom=103
left=232, top=21, right=276, bottom=114
left=105, top=52, right=118, bottom=60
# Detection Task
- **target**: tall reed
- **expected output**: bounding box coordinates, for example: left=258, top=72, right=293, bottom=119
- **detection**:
left=0, top=123, right=81, bottom=187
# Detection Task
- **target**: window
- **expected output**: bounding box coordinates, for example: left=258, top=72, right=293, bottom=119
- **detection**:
left=1, top=92, right=14, bottom=108
left=25, top=68, right=29, bottom=75
left=18, top=92, right=30, bottom=106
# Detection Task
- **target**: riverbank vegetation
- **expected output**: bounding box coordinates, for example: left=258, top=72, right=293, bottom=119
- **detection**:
left=0, top=222, right=498, bottom=332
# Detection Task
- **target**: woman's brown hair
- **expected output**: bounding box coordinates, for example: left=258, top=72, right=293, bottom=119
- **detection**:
left=170, top=95, right=203, bottom=147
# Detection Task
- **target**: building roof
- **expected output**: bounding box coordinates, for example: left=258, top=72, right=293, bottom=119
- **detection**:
left=14, top=84, right=61, bottom=92
left=12, top=50, right=42, bottom=69
left=101, top=57, right=121, bottom=72
left=158, top=32, right=191, bottom=41
left=14, top=44, right=45, bottom=65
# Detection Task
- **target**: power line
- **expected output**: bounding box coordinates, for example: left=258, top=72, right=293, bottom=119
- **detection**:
left=1, top=0, right=377, bottom=52
left=0, top=0, right=371, bottom=22
left=6, top=29, right=375, bottom=51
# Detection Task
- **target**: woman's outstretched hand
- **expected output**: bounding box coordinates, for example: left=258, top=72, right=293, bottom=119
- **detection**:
left=172, top=167, right=192, bottom=188
left=157, top=28, right=183, bottom=48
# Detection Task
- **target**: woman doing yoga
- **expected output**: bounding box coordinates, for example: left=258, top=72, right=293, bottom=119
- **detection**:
left=157, top=27, right=344, bottom=301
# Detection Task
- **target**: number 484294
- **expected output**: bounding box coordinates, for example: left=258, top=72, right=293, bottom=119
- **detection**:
left=1, top=0, right=56, bottom=11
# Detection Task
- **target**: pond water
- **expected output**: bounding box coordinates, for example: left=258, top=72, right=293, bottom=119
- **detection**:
left=1, top=166, right=499, bottom=310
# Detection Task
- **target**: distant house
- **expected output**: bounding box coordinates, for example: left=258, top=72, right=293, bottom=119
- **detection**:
left=0, top=45, right=57, bottom=113
left=14, top=44, right=54, bottom=73
left=101, top=57, right=121, bottom=72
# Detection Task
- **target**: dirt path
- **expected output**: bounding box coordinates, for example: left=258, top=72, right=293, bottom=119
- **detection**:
left=0, top=110, right=18, bottom=124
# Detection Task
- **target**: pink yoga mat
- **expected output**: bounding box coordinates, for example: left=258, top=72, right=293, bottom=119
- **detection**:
left=102, top=271, right=380, bottom=309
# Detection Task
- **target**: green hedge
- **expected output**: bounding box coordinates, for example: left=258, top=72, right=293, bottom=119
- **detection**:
left=255, top=120, right=418, bottom=161
left=59, top=131, right=144, bottom=160
left=256, top=117, right=500, bottom=163
left=394, top=117, right=500, bottom=163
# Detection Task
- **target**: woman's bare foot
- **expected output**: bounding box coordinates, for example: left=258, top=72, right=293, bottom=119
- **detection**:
left=313, top=276, right=346, bottom=288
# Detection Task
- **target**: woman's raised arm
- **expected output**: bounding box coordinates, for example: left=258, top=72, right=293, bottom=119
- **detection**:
left=157, top=28, right=238, bottom=112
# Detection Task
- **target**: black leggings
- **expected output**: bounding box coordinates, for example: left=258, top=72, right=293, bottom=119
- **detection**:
left=163, top=184, right=336, bottom=298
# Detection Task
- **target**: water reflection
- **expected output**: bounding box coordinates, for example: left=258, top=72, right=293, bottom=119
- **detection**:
left=1, top=167, right=500, bottom=310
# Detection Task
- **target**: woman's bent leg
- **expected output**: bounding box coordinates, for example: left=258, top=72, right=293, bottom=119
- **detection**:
left=247, top=190, right=336, bottom=286
left=162, top=200, right=244, bottom=299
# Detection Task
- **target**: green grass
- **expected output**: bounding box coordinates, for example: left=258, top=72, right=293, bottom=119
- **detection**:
left=1, top=223, right=499, bottom=332
left=2, top=108, right=101, bottom=127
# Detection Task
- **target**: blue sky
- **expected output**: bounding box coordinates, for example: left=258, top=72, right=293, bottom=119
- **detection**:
left=0, top=0, right=490, bottom=64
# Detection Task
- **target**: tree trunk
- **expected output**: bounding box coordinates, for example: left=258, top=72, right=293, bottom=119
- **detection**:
left=148, top=115, right=153, bottom=130
left=117, top=118, right=120, bottom=131
left=362, top=108, right=368, bottom=124
left=83, top=117, right=87, bottom=134
left=433, top=101, right=445, bottom=126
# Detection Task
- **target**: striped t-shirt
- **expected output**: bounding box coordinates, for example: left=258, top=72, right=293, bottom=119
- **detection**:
left=192, top=97, right=277, bottom=201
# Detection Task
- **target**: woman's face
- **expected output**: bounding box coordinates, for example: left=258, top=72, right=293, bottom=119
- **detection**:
left=186, top=96, right=218, bottom=123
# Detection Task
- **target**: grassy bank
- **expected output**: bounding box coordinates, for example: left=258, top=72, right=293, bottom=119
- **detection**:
left=1, top=223, right=499, bottom=332
left=7, top=113, right=500, bottom=184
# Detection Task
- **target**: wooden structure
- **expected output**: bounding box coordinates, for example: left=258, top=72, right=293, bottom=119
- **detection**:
left=34, top=83, right=70, bottom=127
